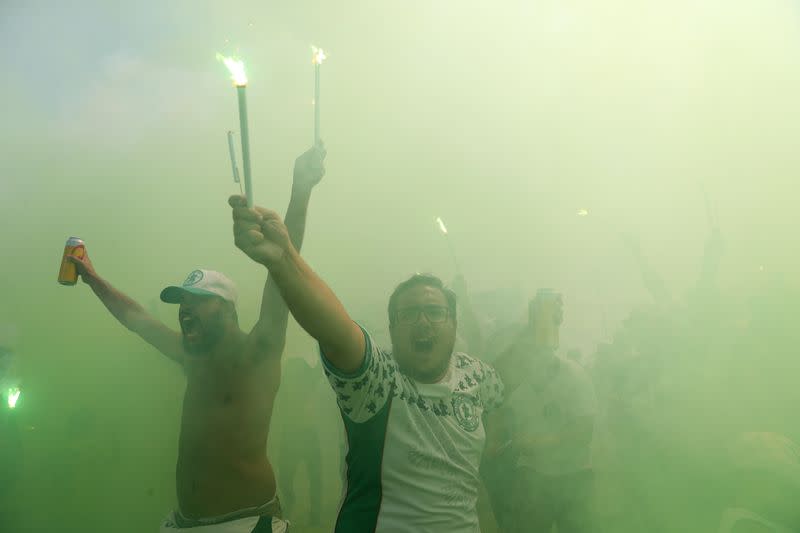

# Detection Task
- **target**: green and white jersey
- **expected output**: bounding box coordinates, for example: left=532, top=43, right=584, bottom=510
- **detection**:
left=322, top=328, right=504, bottom=533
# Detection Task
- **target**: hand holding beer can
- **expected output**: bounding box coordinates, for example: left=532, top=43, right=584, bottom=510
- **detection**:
left=58, top=237, right=86, bottom=286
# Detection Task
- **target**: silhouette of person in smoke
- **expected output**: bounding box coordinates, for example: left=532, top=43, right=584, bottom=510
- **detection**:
left=490, top=292, right=597, bottom=533
left=275, top=356, right=325, bottom=526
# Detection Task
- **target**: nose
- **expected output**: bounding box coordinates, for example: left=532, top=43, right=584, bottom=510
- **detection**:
left=413, top=316, right=433, bottom=334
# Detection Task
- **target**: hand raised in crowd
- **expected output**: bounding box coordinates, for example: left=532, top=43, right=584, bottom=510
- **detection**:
left=292, top=143, right=327, bottom=192
left=67, top=251, right=98, bottom=283
left=705, top=227, right=725, bottom=257
left=229, top=195, right=292, bottom=268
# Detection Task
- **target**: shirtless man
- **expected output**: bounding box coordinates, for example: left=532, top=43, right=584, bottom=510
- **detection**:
left=69, top=146, right=325, bottom=532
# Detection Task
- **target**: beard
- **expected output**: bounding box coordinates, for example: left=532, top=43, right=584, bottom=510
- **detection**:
left=181, top=311, right=225, bottom=356
left=394, top=344, right=453, bottom=383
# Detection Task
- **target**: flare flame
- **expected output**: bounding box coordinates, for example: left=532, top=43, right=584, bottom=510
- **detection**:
left=217, top=54, right=248, bottom=86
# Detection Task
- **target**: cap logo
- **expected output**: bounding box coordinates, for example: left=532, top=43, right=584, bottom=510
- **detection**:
left=183, top=270, right=204, bottom=287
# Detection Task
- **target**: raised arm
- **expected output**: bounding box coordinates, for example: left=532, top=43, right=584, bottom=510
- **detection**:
left=694, top=227, right=724, bottom=295
left=284, top=146, right=326, bottom=253
left=621, top=233, right=671, bottom=304
left=230, top=197, right=365, bottom=374
left=249, top=147, right=326, bottom=357
left=69, top=254, right=184, bottom=364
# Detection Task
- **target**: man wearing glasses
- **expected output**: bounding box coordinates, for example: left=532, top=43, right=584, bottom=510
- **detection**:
left=229, top=197, right=504, bottom=533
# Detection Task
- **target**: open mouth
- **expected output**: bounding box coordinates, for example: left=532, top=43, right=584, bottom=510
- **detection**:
left=413, top=338, right=434, bottom=352
left=180, top=315, right=201, bottom=341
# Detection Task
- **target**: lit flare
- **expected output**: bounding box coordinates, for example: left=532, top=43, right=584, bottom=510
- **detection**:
left=217, top=54, right=248, bottom=86
left=312, top=46, right=328, bottom=65
left=7, top=387, right=20, bottom=409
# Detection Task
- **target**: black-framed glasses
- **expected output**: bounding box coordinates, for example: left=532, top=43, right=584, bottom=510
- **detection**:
left=395, top=305, right=449, bottom=325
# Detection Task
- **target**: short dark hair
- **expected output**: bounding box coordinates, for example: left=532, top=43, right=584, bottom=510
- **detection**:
left=388, top=273, right=457, bottom=327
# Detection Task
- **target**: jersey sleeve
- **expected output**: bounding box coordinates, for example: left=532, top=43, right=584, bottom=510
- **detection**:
left=477, top=360, right=505, bottom=413
left=320, top=325, right=397, bottom=423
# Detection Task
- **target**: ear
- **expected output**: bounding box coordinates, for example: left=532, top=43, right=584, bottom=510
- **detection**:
left=225, top=302, right=238, bottom=322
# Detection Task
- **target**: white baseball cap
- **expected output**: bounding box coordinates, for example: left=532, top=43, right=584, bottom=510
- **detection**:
left=160, top=269, right=238, bottom=306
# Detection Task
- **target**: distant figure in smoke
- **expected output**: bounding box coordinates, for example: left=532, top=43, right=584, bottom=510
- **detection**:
left=68, top=146, right=325, bottom=533
left=621, top=225, right=725, bottom=311
left=491, top=291, right=597, bottom=533
left=57, top=407, right=122, bottom=475
left=230, top=196, right=505, bottom=533
left=455, top=277, right=530, bottom=364
left=451, top=274, right=488, bottom=357
left=275, top=357, right=324, bottom=526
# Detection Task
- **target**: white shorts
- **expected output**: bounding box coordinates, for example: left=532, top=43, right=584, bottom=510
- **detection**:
left=718, top=507, right=793, bottom=533
left=161, top=514, right=288, bottom=533
left=160, top=497, right=289, bottom=533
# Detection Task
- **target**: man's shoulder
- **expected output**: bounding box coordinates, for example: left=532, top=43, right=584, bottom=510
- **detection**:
left=450, top=352, right=501, bottom=397
left=363, top=328, right=398, bottom=365
left=452, top=351, right=495, bottom=375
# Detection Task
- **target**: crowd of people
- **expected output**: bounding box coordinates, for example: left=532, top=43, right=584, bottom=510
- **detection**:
left=2, top=146, right=799, bottom=533
left=584, top=230, right=800, bottom=532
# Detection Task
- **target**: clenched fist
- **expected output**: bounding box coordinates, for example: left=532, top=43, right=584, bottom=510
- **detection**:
left=229, top=195, right=291, bottom=268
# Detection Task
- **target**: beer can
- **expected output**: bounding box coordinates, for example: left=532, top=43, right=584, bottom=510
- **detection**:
left=58, top=237, right=86, bottom=286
